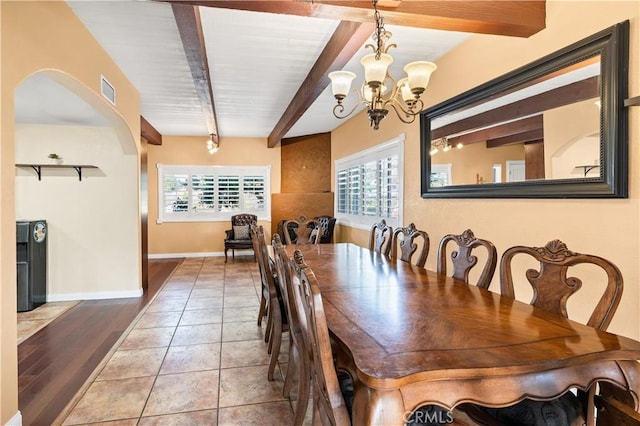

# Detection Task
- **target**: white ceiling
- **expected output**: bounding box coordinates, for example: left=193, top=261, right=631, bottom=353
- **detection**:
left=14, top=0, right=470, bottom=140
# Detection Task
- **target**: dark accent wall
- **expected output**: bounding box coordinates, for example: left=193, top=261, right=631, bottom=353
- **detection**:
left=525, top=141, right=545, bottom=180
left=272, top=132, right=334, bottom=236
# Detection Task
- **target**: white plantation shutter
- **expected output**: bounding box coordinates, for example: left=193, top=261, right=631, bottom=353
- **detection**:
left=217, top=175, right=241, bottom=212
left=334, top=135, right=404, bottom=228
left=191, top=174, right=215, bottom=213
left=242, top=175, right=265, bottom=212
left=162, top=173, right=189, bottom=213
left=348, top=166, right=360, bottom=215
left=337, top=169, right=348, bottom=214
left=157, top=165, right=270, bottom=222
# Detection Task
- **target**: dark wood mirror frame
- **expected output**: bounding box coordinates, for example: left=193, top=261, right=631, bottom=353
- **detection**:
left=420, top=20, right=629, bottom=199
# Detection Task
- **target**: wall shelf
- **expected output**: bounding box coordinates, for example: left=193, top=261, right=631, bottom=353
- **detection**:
left=574, top=165, right=600, bottom=177
left=15, top=164, right=98, bottom=181
left=624, top=95, right=640, bottom=107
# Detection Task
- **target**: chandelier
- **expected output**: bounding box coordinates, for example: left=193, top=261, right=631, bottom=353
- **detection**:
left=206, top=133, right=219, bottom=154
left=328, top=0, right=437, bottom=130
left=430, top=137, right=463, bottom=155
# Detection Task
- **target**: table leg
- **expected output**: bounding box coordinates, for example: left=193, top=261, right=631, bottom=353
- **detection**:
left=352, top=386, right=406, bottom=426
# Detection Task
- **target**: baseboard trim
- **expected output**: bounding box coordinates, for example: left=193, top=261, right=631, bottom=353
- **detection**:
left=148, top=251, right=254, bottom=259
left=47, top=288, right=143, bottom=302
left=6, top=410, right=22, bottom=426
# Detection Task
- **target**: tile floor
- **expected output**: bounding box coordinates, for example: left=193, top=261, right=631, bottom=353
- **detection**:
left=59, top=256, right=306, bottom=425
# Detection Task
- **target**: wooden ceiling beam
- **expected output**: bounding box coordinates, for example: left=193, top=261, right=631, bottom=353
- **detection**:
left=267, top=21, right=375, bottom=148
left=447, top=115, right=543, bottom=146
left=141, top=116, right=162, bottom=145
left=432, top=76, right=599, bottom=140
left=485, top=128, right=544, bottom=148
left=172, top=3, right=219, bottom=137
left=158, top=1, right=545, bottom=38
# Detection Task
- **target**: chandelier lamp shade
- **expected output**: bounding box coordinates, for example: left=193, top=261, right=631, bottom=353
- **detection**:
left=206, top=133, right=219, bottom=154
left=328, top=0, right=437, bottom=130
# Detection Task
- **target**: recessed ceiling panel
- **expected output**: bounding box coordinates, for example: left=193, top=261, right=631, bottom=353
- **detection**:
left=200, top=7, right=340, bottom=137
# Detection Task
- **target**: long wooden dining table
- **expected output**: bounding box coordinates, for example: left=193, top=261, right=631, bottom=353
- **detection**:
left=283, top=243, right=640, bottom=425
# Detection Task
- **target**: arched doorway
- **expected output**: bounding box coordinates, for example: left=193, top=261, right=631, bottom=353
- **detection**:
left=14, top=70, right=141, bottom=304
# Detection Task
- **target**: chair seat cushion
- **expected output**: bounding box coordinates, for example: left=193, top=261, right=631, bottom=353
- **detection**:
left=225, top=239, right=253, bottom=246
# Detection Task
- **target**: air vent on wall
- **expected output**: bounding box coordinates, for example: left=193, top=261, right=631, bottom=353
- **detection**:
left=101, top=75, right=116, bottom=105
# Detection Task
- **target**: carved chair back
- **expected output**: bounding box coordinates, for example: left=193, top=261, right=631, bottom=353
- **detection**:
left=437, top=229, right=497, bottom=289
left=500, top=239, right=623, bottom=330
left=272, top=235, right=310, bottom=425
left=292, top=250, right=351, bottom=426
left=251, top=224, right=268, bottom=324
left=314, top=216, right=337, bottom=244
left=369, top=219, right=393, bottom=256
left=284, top=216, right=321, bottom=245
left=254, top=225, right=287, bottom=380
left=391, top=223, right=430, bottom=267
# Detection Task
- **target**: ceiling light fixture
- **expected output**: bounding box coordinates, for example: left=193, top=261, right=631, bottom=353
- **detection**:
left=328, top=0, right=437, bottom=130
left=430, top=137, right=463, bottom=155
left=206, top=133, right=219, bottom=154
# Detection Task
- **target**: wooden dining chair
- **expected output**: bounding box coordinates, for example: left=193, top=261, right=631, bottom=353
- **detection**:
left=369, top=219, right=393, bottom=256
left=436, top=229, right=497, bottom=289
left=595, top=394, right=640, bottom=425
left=291, top=250, right=351, bottom=426
left=284, top=216, right=322, bottom=245
left=250, top=224, right=268, bottom=328
left=391, top=223, right=429, bottom=267
left=253, top=225, right=288, bottom=381
left=272, top=235, right=311, bottom=426
left=476, top=239, right=624, bottom=425
left=500, top=239, right=623, bottom=330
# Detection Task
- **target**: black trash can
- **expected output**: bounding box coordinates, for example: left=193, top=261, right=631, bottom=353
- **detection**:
left=16, top=220, right=47, bottom=312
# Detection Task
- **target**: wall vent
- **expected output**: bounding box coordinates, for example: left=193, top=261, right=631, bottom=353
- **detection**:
left=100, top=75, right=116, bottom=105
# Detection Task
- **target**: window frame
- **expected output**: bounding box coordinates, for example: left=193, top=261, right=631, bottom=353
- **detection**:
left=334, top=134, right=404, bottom=230
left=157, top=164, right=271, bottom=223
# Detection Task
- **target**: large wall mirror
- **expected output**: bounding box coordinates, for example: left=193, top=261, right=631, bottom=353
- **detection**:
left=420, top=21, right=629, bottom=198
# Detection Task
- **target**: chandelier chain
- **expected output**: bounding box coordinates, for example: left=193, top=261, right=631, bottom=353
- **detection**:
left=373, top=0, right=383, bottom=60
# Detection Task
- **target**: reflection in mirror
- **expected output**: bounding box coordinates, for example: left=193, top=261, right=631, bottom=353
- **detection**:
left=420, top=20, right=628, bottom=198
left=430, top=56, right=601, bottom=185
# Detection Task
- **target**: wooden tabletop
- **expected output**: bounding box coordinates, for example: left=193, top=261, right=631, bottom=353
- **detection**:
left=286, top=243, right=640, bottom=424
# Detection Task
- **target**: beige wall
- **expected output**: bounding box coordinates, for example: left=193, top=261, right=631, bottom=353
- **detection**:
left=147, top=136, right=281, bottom=255
left=545, top=99, right=601, bottom=179
left=332, top=0, right=640, bottom=339
left=15, top=124, right=140, bottom=299
left=433, top=142, right=525, bottom=184
left=1, top=2, right=140, bottom=422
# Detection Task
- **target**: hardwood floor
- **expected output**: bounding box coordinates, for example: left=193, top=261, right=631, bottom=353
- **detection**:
left=18, top=258, right=183, bottom=426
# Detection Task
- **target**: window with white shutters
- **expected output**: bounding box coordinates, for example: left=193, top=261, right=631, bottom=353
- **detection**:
left=334, top=135, right=404, bottom=229
left=157, top=165, right=270, bottom=222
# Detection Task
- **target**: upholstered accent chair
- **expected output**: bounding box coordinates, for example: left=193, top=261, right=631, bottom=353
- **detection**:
left=224, top=214, right=257, bottom=262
